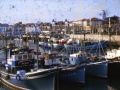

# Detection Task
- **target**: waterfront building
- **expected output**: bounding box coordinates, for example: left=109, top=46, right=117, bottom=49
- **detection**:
left=5, top=22, right=25, bottom=35
left=25, top=23, right=41, bottom=34
left=41, top=22, right=51, bottom=31
left=0, top=23, right=9, bottom=34
left=68, top=17, right=102, bottom=34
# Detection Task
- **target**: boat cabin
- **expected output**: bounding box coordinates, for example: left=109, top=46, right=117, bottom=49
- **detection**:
left=69, top=51, right=86, bottom=65
left=43, top=52, right=60, bottom=66
left=6, top=53, right=34, bottom=69
left=105, top=49, right=120, bottom=59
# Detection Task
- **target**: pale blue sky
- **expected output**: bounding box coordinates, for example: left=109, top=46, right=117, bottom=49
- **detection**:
left=0, top=0, right=120, bottom=24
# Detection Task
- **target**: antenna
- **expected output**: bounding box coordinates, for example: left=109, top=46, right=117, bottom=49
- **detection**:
left=109, top=18, right=111, bottom=28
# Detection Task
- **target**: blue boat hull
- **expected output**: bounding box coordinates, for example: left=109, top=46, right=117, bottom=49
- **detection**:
left=59, top=66, right=85, bottom=83
left=64, top=40, right=107, bottom=50
left=53, top=44, right=64, bottom=50
left=85, top=61, right=108, bottom=78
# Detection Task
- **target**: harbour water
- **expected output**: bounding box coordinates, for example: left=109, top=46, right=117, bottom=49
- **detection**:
left=0, top=47, right=120, bottom=90
left=1, top=77, right=120, bottom=90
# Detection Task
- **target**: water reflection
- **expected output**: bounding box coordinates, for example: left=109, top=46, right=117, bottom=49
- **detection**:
left=1, top=77, right=120, bottom=90
left=108, top=78, right=120, bottom=90
left=85, top=77, right=107, bottom=90
left=58, top=77, right=120, bottom=90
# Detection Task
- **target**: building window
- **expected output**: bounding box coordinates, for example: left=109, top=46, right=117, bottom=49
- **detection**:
left=87, top=21, right=90, bottom=26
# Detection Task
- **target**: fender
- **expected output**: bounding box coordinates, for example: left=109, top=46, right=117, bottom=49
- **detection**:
left=16, top=75, right=21, bottom=81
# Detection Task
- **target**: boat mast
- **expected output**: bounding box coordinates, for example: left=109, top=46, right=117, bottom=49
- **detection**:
left=82, top=20, right=86, bottom=51
left=5, top=27, right=7, bottom=63
left=109, top=18, right=111, bottom=50
left=35, top=24, right=39, bottom=70
left=98, top=24, right=100, bottom=58
left=73, top=24, right=75, bottom=53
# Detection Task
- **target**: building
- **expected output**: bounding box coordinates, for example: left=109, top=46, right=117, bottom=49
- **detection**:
left=68, top=17, right=103, bottom=33
left=25, top=23, right=41, bottom=34
left=0, top=23, right=9, bottom=34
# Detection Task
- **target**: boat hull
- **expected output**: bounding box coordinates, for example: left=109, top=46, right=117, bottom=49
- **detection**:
left=64, top=40, right=107, bottom=50
left=53, top=44, right=64, bottom=50
left=0, top=66, right=62, bottom=90
left=58, top=65, right=85, bottom=83
left=39, top=42, right=50, bottom=48
left=108, top=62, right=120, bottom=77
left=85, top=61, right=108, bottom=78
left=1, top=74, right=55, bottom=90
left=64, top=44, right=79, bottom=50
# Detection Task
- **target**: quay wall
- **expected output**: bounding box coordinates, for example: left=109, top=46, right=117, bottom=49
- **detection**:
left=68, top=34, right=120, bottom=46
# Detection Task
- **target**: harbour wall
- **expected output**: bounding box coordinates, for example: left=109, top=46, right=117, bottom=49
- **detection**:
left=68, top=34, right=120, bottom=46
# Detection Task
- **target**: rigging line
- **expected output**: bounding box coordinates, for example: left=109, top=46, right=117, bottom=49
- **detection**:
left=99, top=41, right=108, bottom=61
left=94, top=42, right=99, bottom=58
left=88, top=43, right=96, bottom=54
left=111, top=36, right=119, bottom=46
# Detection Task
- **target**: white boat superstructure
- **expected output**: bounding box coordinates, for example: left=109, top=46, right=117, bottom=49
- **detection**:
left=1, top=49, right=63, bottom=82
left=105, top=48, right=120, bottom=59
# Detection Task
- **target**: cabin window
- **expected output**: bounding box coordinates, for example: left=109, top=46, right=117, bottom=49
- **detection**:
left=72, top=58, right=73, bottom=61
left=18, top=55, right=22, bottom=60
left=28, top=54, right=33, bottom=59
left=23, top=54, right=28, bottom=59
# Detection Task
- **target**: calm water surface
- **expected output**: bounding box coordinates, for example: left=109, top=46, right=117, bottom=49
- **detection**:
left=1, top=77, right=120, bottom=90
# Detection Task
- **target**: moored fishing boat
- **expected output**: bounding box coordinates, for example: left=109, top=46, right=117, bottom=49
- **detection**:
left=51, top=38, right=64, bottom=50
left=64, top=38, right=78, bottom=50
left=0, top=46, right=63, bottom=90
left=104, top=17, right=120, bottom=78
left=67, top=50, right=108, bottom=78
left=58, top=54, right=85, bottom=83
left=64, top=39, right=107, bottom=51
left=0, top=34, right=63, bottom=90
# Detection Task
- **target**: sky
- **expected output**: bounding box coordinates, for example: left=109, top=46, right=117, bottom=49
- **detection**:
left=0, top=0, right=120, bottom=24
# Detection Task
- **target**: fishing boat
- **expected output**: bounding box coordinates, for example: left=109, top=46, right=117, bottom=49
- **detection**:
left=105, top=47, right=120, bottom=78
left=65, top=32, right=108, bottom=78
left=64, top=25, right=107, bottom=51
left=0, top=45, right=63, bottom=90
left=67, top=49, right=108, bottom=78
left=50, top=38, right=64, bottom=50
left=0, top=32, right=63, bottom=90
left=64, top=38, right=78, bottom=50
left=64, top=39, right=107, bottom=51
left=105, top=48, right=120, bottom=60
left=82, top=33, right=108, bottom=78
left=58, top=53, right=85, bottom=83
left=85, top=53, right=108, bottom=78
left=104, top=18, right=120, bottom=78
left=39, top=35, right=64, bottom=50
